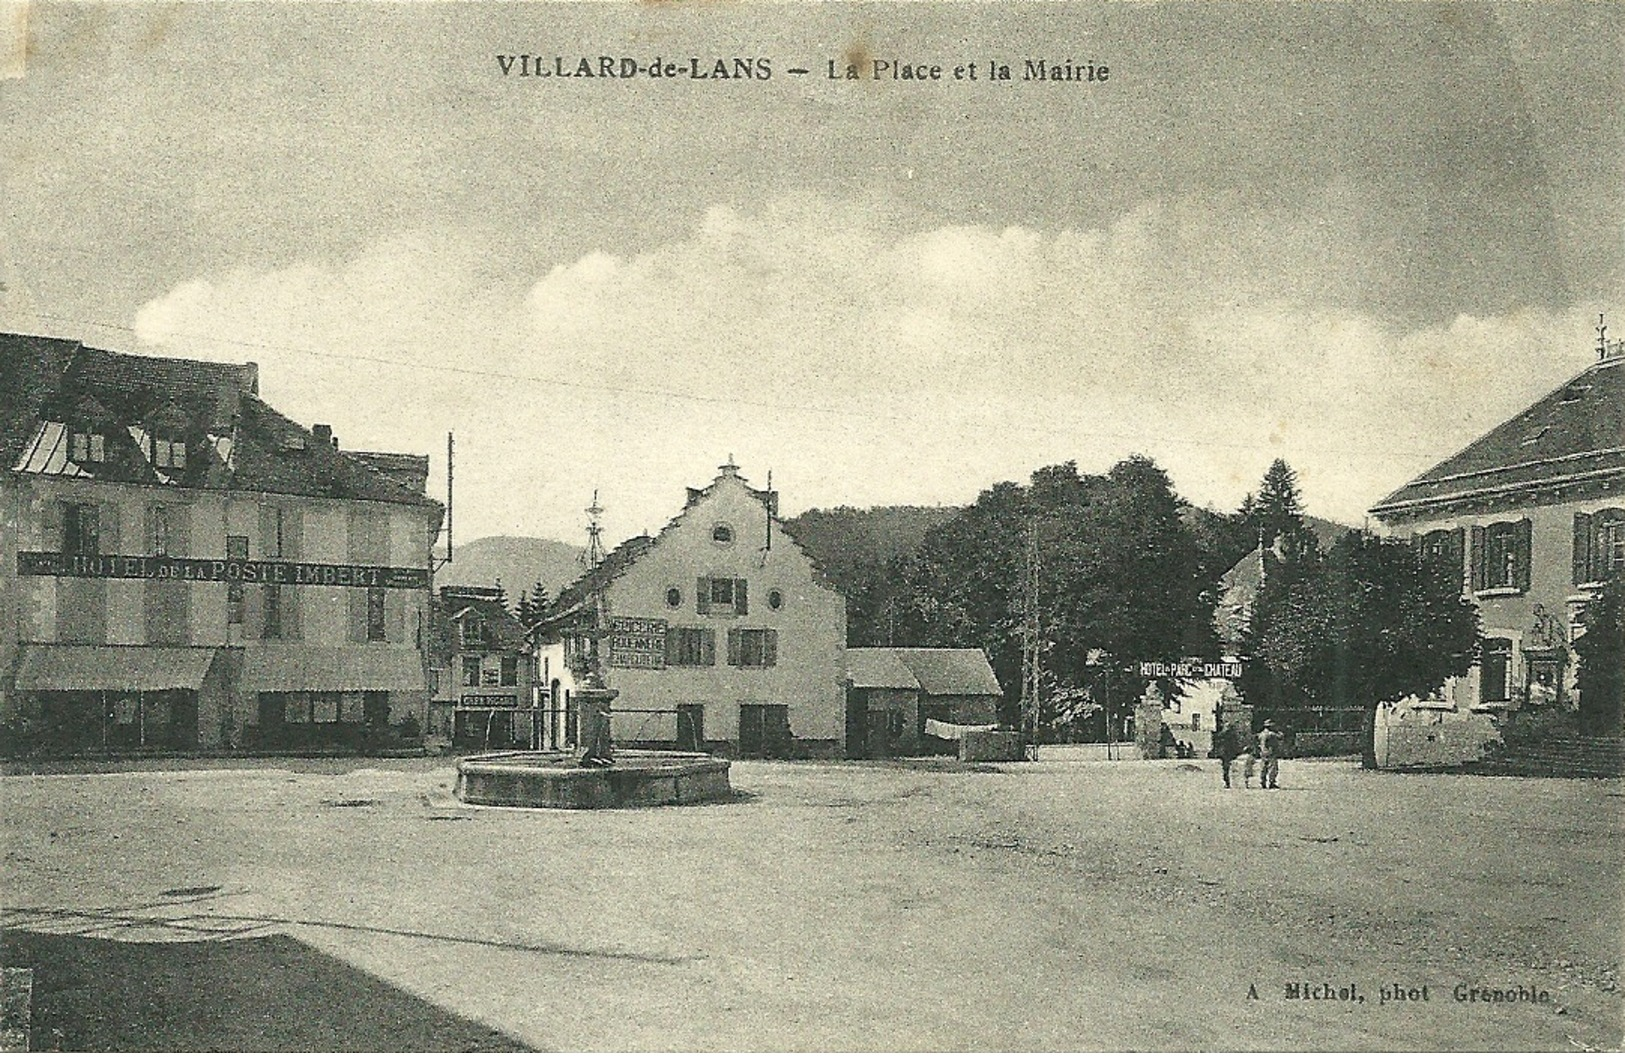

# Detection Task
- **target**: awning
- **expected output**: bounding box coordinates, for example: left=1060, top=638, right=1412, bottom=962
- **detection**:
left=14, top=645, right=218, bottom=692
left=242, top=646, right=426, bottom=693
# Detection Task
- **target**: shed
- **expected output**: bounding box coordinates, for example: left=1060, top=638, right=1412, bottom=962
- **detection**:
left=845, top=648, right=1003, bottom=758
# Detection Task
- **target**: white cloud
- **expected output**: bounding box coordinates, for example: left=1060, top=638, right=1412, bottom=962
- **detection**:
left=131, top=199, right=1604, bottom=544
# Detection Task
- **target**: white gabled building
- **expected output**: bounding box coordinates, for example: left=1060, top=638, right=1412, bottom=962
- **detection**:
left=533, top=460, right=848, bottom=758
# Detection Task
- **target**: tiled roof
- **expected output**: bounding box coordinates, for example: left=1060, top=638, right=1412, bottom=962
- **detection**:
left=1371, top=356, right=1625, bottom=517
left=1, top=331, right=439, bottom=511
left=848, top=648, right=1003, bottom=697
left=547, top=534, right=656, bottom=621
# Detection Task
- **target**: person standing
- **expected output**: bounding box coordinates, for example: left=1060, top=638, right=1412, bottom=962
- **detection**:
left=1258, top=719, right=1284, bottom=789
left=1214, top=722, right=1246, bottom=788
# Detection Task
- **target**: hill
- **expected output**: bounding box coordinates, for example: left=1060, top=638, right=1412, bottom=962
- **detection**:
left=436, top=535, right=585, bottom=603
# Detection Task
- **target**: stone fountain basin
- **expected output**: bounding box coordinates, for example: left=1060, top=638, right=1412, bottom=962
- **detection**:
left=454, top=750, right=732, bottom=809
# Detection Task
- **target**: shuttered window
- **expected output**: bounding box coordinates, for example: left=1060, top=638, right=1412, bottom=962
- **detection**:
left=665, top=627, right=716, bottom=667
left=696, top=577, right=749, bottom=616
left=1471, top=519, right=1531, bottom=593
left=1575, top=510, right=1625, bottom=585
left=728, top=628, right=779, bottom=668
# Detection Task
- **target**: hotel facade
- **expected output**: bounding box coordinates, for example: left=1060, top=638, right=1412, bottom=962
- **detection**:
left=0, top=334, right=443, bottom=754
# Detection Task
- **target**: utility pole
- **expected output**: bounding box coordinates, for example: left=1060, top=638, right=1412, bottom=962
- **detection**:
left=1020, top=517, right=1042, bottom=761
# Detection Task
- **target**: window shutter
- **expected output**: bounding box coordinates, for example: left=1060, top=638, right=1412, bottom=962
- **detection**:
left=735, top=579, right=748, bottom=615
left=702, top=629, right=717, bottom=666
left=42, top=499, right=65, bottom=552
left=99, top=503, right=119, bottom=554
left=1574, top=512, right=1594, bottom=585
left=764, top=629, right=778, bottom=668
left=1447, top=528, right=1465, bottom=583
left=696, top=577, right=710, bottom=615
left=284, top=587, right=303, bottom=641
left=144, top=505, right=158, bottom=556
left=284, top=508, right=303, bottom=561
left=664, top=626, right=679, bottom=665
left=385, top=589, right=405, bottom=643
left=259, top=505, right=278, bottom=558
left=173, top=504, right=191, bottom=555
left=1514, top=518, right=1532, bottom=593
left=1469, top=524, right=1486, bottom=593
left=727, top=628, right=741, bottom=667
left=348, top=589, right=367, bottom=643
left=245, top=581, right=263, bottom=638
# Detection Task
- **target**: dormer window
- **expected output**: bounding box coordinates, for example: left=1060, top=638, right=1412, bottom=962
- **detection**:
left=154, top=438, right=187, bottom=470
left=71, top=430, right=105, bottom=463
left=459, top=614, right=488, bottom=650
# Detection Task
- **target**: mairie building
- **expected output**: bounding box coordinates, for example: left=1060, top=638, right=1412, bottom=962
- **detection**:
left=0, top=333, right=443, bottom=755
left=533, top=461, right=848, bottom=758
left=1368, top=330, right=1624, bottom=766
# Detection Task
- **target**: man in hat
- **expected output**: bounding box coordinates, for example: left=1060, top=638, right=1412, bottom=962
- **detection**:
left=1257, top=719, right=1284, bottom=789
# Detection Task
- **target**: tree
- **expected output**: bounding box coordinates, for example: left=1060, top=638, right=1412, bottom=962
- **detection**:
left=1245, top=458, right=1318, bottom=563
left=1238, top=532, right=1480, bottom=767
left=897, top=457, right=1218, bottom=736
left=1576, top=574, right=1624, bottom=736
left=516, top=581, right=551, bottom=628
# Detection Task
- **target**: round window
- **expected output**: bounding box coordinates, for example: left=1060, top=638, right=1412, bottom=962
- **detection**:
left=666, top=587, right=682, bottom=609
left=711, top=522, right=735, bottom=546
left=768, top=589, right=784, bottom=610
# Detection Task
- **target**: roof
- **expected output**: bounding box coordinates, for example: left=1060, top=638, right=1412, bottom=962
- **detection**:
left=546, top=534, right=656, bottom=623
left=845, top=648, right=922, bottom=690
left=1371, top=354, right=1625, bottom=518
left=430, top=589, right=529, bottom=655
left=542, top=461, right=839, bottom=628
left=847, top=648, right=1003, bottom=697
left=1, top=332, right=440, bottom=512
left=1214, top=547, right=1265, bottom=649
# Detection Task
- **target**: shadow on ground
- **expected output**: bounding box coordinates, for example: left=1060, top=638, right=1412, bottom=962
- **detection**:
left=1, top=928, right=527, bottom=1052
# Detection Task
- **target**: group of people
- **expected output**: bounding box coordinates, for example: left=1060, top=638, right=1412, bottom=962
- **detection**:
left=1212, top=719, right=1284, bottom=789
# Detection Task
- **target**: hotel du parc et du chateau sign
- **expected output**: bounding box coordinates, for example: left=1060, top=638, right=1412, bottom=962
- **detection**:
left=17, top=551, right=431, bottom=590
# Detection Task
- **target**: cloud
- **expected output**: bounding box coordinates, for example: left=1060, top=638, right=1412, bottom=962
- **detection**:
left=132, top=197, right=1603, bottom=542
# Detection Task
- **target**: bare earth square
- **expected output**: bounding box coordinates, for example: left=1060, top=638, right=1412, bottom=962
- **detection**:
left=1, top=756, right=1619, bottom=1051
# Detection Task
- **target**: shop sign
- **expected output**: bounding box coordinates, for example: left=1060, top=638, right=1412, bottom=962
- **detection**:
left=609, top=616, right=667, bottom=669
left=1138, top=660, right=1242, bottom=679
left=17, top=551, right=429, bottom=589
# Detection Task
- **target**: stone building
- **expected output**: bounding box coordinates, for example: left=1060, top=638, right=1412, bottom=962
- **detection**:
left=532, top=460, right=847, bottom=757
left=0, top=333, right=442, bottom=754
left=1367, top=330, right=1624, bottom=766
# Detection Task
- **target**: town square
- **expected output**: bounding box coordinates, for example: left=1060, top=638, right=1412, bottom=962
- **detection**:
left=1, top=1, right=1621, bottom=1051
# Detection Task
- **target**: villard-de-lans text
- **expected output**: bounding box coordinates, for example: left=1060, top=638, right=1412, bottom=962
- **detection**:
left=497, top=54, right=1109, bottom=83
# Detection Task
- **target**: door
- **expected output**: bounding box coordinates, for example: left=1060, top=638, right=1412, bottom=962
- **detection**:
left=676, top=704, right=705, bottom=752
left=739, top=703, right=764, bottom=757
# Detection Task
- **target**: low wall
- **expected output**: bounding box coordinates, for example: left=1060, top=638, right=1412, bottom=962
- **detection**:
left=1375, top=703, right=1500, bottom=769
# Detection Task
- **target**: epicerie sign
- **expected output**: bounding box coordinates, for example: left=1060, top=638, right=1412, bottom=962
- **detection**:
left=1139, top=661, right=1243, bottom=680
left=609, top=616, right=668, bottom=670
left=16, top=551, right=430, bottom=590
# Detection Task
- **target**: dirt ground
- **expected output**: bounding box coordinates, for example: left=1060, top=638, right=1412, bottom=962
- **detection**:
left=1, top=755, right=1620, bottom=1052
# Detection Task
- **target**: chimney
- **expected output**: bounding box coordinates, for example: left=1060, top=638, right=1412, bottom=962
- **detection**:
left=313, top=424, right=332, bottom=446
left=241, top=362, right=259, bottom=395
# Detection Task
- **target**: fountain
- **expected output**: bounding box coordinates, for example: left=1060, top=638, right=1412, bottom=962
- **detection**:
left=453, top=492, right=732, bottom=809
left=454, top=675, right=732, bottom=809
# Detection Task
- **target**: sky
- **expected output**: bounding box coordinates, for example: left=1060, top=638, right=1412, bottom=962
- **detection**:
left=2, top=1, right=1621, bottom=547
